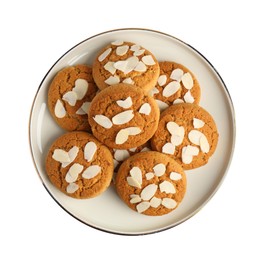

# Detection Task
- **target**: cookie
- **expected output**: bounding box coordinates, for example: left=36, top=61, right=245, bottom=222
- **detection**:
left=92, top=41, right=160, bottom=93
left=149, top=61, right=201, bottom=111
left=115, top=151, right=186, bottom=216
left=45, top=131, right=114, bottom=199
left=48, top=64, right=98, bottom=131
left=151, top=103, right=218, bottom=170
left=88, top=83, right=160, bottom=149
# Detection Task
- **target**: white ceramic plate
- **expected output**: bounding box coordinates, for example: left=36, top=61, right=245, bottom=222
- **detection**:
left=29, top=28, right=235, bottom=235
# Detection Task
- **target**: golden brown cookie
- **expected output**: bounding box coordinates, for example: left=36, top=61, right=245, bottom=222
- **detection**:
left=48, top=64, right=98, bottom=131
left=149, top=61, right=201, bottom=111
left=46, top=131, right=114, bottom=199
left=92, top=41, right=160, bottom=93
left=88, top=83, right=160, bottom=149
left=115, top=151, right=186, bottom=216
left=151, top=103, right=219, bottom=170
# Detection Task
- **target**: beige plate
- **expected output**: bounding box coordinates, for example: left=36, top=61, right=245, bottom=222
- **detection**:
left=29, top=28, right=236, bottom=235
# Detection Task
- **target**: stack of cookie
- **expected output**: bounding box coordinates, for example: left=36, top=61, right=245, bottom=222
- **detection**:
left=46, top=40, right=218, bottom=216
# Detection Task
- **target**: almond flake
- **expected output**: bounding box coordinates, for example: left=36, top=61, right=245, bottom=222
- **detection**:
left=127, top=176, right=141, bottom=188
left=73, top=79, right=89, bottom=100
left=140, top=184, right=158, bottom=200
left=166, top=122, right=184, bottom=136
left=104, top=75, right=120, bottom=85
left=136, top=201, right=150, bottom=213
left=129, top=167, right=142, bottom=186
left=54, top=100, right=66, bottom=118
left=185, top=145, right=200, bottom=156
left=133, top=49, right=145, bottom=56
left=145, top=172, right=154, bottom=180
left=193, top=118, right=205, bottom=128
left=159, top=180, right=176, bottom=194
left=140, top=147, right=150, bottom=152
left=200, top=135, right=210, bottom=153
left=116, top=45, right=129, bottom=56
left=52, top=149, right=70, bottom=163
left=113, top=159, right=119, bottom=168
left=62, top=91, right=77, bottom=106
left=66, top=183, right=79, bottom=194
left=183, top=90, right=194, bottom=103
left=188, top=130, right=203, bottom=145
left=123, top=56, right=139, bottom=74
left=115, top=129, right=129, bottom=144
left=134, top=61, right=147, bottom=72
left=162, top=142, right=175, bottom=155
left=148, top=87, right=159, bottom=97
left=114, top=60, right=128, bottom=72
left=130, top=45, right=141, bottom=51
left=182, top=145, right=199, bottom=164
left=116, top=97, right=132, bottom=109
left=130, top=194, right=142, bottom=204
left=65, top=163, right=84, bottom=183
left=155, top=99, right=169, bottom=111
left=76, top=101, right=90, bottom=115
left=84, top=141, right=97, bottom=162
left=82, top=165, right=101, bottom=179
left=170, top=172, right=182, bottom=181
left=139, top=103, right=151, bottom=115
left=153, top=163, right=166, bottom=177
left=142, top=55, right=155, bottom=65
left=158, top=75, right=167, bottom=86
left=150, top=197, right=161, bottom=208
left=162, top=198, right=177, bottom=209
left=170, top=68, right=184, bottom=81
left=111, top=40, right=124, bottom=46
left=112, top=110, right=134, bottom=125
left=104, top=61, right=116, bottom=75
left=114, top=149, right=130, bottom=161
left=162, top=81, right=181, bottom=97
left=181, top=72, right=193, bottom=89
left=125, top=127, right=141, bottom=135
left=173, top=98, right=184, bottom=104
left=171, top=134, right=184, bottom=146
left=122, top=77, right=134, bottom=84
left=129, top=147, right=137, bottom=152
left=61, top=146, right=79, bottom=168
left=98, top=47, right=111, bottom=62
left=93, top=115, right=113, bottom=129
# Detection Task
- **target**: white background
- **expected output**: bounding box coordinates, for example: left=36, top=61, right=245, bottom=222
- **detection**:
left=1, top=0, right=264, bottom=259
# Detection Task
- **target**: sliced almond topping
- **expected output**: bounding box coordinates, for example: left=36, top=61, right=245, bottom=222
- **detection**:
left=193, top=118, right=205, bottom=128
left=112, top=110, right=134, bottom=125
left=134, top=61, right=147, bottom=72
left=62, top=91, right=77, bottom=106
left=52, top=149, right=70, bottom=163
left=200, top=135, right=210, bottom=153
left=185, top=145, right=200, bottom=156
left=61, top=146, right=79, bottom=168
left=126, top=127, right=141, bottom=135
left=166, top=122, right=184, bottom=136
left=130, top=167, right=142, bottom=186
left=82, top=165, right=101, bottom=179
left=76, top=101, right=91, bottom=115
left=130, top=194, right=142, bottom=204
left=162, top=81, right=181, bottom=97
left=139, top=103, right=151, bottom=115
left=116, top=97, right=132, bottom=109
left=115, top=129, right=129, bottom=144
left=129, top=147, right=137, bottom=152
left=84, top=141, right=97, bottom=162
left=171, top=134, right=184, bottom=146
left=183, top=90, right=194, bottom=103
left=54, top=99, right=66, bottom=118
left=145, top=172, right=154, bottom=180
left=170, top=68, right=184, bottom=81
left=148, top=87, right=159, bottom=97
left=182, top=145, right=199, bottom=164
left=122, top=77, right=134, bottom=84
left=162, top=142, right=175, bottom=155
left=155, top=99, right=169, bottom=111
left=158, top=75, right=167, bottom=86
left=140, top=184, right=158, bottom=200
left=104, top=75, right=120, bottom=85
left=136, top=201, right=150, bottom=213
left=113, top=159, right=119, bottom=169
left=173, top=98, right=184, bottom=104
left=127, top=176, right=141, bottom=188
left=130, top=44, right=141, bottom=51
left=66, top=183, right=79, bottom=194
left=65, top=163, right=84, bottom=183
left=73, top=79, right=89, bottom=100
left=114, top=149, right=130, bottom=161
left=153, top=163, right=166, bottom=177
left=142, top=55, right=156, bottom=65
left=104, top=61, right=116, bottom=75
left=123, top=56, right=139, bottom=74
left=162, top=198, right=177, bottom=209
left=170, top=172, right=182, bottom=181
left=181, top=72, right=193, bottom=89
left=111, top=40, right=124, bottom=46
left=98, top=47, right=111, bottom=62
left=133, top=49, right=145, bottom=56
left=140, top=147, right=150, bottom=152
left=159, top=181, right=176, bottom=194
left=150, top=197, right=162, bottom=208
left=188, top=130, right=203, bottom=145
left=93, top=115, right=113, bottom=129
left=116, top=45, right=129, bottom=56
left=114, top=60, right=128, bottom=72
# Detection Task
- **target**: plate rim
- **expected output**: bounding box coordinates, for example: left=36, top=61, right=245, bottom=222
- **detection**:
left=28, top=27, right=236, bottom=236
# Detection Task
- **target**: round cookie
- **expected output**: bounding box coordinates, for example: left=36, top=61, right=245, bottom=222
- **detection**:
left=115, top=151, right=187, bottom=216
left=92, top=41, right=160, bottom=93
left=149, top=61, right=201, bottom=111
left=48, top=64, right=98, bottom=131
left=151, top=103, right=219, bottom=170
left=46, top=131, right=114, bottom=199
left=88, top=83, right=160, bottom=149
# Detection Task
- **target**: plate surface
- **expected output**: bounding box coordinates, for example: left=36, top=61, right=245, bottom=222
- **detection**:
left=29, top=28, right=235, bottom=235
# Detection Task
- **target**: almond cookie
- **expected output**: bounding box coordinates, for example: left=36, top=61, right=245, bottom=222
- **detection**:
left=48, top=64, right=98, bottom=131
left=151, top=103, right=219, bottom=170
left=92, top=41, right=160, bottom=93
left=45, top=131, right=114, bottom=199
left=115, top=151, right=187, bottom=216
left=149, top=61, right=201, bottom=111
left=88, top=83, right=160, bottom=149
